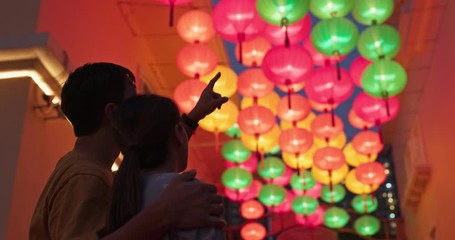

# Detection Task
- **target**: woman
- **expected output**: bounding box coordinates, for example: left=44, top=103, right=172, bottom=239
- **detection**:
left=105, top=94, right=225, bottom=239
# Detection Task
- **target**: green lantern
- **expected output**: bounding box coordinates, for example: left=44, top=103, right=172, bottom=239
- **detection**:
left=221, top=167, right=253, bottom=190
left=258, top=184, right=287, bottom=206
left=321, top=184, right=346, bottom=203
left=358, top=24, right=401, bottom=61
left=354, top=215, right=381, bottom=236
left=224, top=123, right=241, bottom=138
left=310, top=0, right=353, bottom=19
left=352, top=195, right=378, bottom=213
left=324, top=207, right=350, bottom=229
left=222, top=139, right=251, bottom=163
left=353, top=0, right=394, bottom=25
left=311, top=17, right=359, bottom=56
left=361, top=60, right=407, bottom=98
left=292, top=195, right=319, bottom=215
left=256, top=0, right=309, bottom=25
left=257, top=157, right=285, bottom=179
left=290, top=171, right=316, bottom=191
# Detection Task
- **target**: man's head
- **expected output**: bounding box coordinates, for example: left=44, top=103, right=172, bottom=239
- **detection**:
left=61, top=62, right=136, bottom=137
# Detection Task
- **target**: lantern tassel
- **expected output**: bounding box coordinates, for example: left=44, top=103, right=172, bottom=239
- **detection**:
left=238, top=33, right=245, bottom=64
left=362, top=194, right=368, bottom=214
left=336, top=59, right=341, bottom=81
left=328, top=170, right=333, bottom=192
left=284, top=24, right=290, bottom=47
left=376, top=120, right=384, bottom=144
left=297, top=156, right=300, bottom=176
left=287, top=89, right=292, bottom=109
left=382, top=92, right=391, bottom=117
left=169, top=0, right=175, bottom=27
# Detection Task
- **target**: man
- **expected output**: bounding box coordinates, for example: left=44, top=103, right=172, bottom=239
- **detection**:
left=29, top=63, right=228, bottom=239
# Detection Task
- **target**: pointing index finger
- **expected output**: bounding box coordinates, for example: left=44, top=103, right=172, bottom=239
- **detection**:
left=207, top=72, right=221, bottom=90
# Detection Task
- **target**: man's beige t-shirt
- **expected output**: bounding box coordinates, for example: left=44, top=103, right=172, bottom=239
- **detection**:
left=29, top=150, right=113, bottom=240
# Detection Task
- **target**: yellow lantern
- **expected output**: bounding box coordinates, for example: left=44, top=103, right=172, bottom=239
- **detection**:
left=311, top=164, right=349, bottom=185
left=314, top=132, right=347, bottom=149
left=343, top=143, right=376, bottom=167
left=280, top=112, right=316, bottom=131
left=282, top=146, right=316, bottom=170
left=241, top=92, right=280, bottom=114
left=200, top=65, right=237, bottom=97
left=241, top=125, right=281, bottom=153
left=199, top=100, right=238, bottom=133
left=345, top=169, right=379, bottom=195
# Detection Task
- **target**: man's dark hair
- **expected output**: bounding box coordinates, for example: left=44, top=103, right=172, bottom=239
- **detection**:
left=61, top=62, right=135, bottom=137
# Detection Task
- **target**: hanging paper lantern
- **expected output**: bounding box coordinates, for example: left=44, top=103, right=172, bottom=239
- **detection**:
left=241, top=92, right=280, bottom=114
left=345, top=169, right=379, bottom=194
left=292, top=195, right=319, bottom=215
left=241, top=125, right=281, bottom=152
left=321, top=184, right=346, bottom=203
left=311, top=17, right=359, bottom=56
left=238, top=68, right=274, bottom=98
left=354, top=215, right=381, bottom=236
left=279, top=128, right=313, bottom=154
left=356, top=162, right=386, bottom=185
left=176, top=43, right=218, bottom=78
left=352, top=131, right=383, bottom=156
left=240, top=200, right=265, bottom=220
left=303, top=38, right=345, bottom=67
left=173, top=79, right=207, bottom=114
left=352, top=0, right=394, bottom=25
left=238, top=105, right=275, bottom=136
left=305, top=66, right=354, bottom=104
left=226, top=154, right=258, bottom=173
left=270, top=190, right=294, bottom=213
left=235, top=37, right=271, bottom=67
left=312, top=164, right=349, bottom=185
left=309, top=100, right=340, bottom=113
left=350, top=56, right=371, bottom=87
left=212, top=0, right=265, bottom=63
left=344, top=143, right=376, bottom=167
left=282, top=146, right=315, bottom=170
left=199, top=100, right=238, bottom=133
left=281, top=112, right=316, bottom=131
left=222, top=167, right=253, bottom=190
left=225, top=179, right=262, bottom=201
left=290, top=171, right=316, bottom=191
left=277, top=81, right=306, bottom=93
left=295, top=206, right=324, bottom=227
left=222, top=139, right=251, bottom=163
left=176, top=10, right=215, bottom=43
left=361, top=60, right=407, bottom=98
left=310, top=0, right=354, bottom=19
left=265, top=167, right=293, bottom=186
left=324, top=207, right=350, bottom=229
left=313, top=147, right=346, bottom=171
left=241, top=222, right=267, bottom=240
left=256, top=0, right=309, bottom=25
left=224, top=123, right=242, bottom=138
left=257, top=156, right=286, bottom=179
left=200, top=65, right=238, bottom=97
left=276, top=94, right=311, bottom=123
left=263, top=15, right=312, bottom=46
left=258, top=184, right=287, bottom=206
left=353, top=92, right=400, bottom=125
left=311, top=113, right=344, bottom=140
left=314, top=132, right=347, bottom=149
left=352, top=195, right=379, bottom=214
left=358, top=24, right=401, bottom=61
left=262, top=45, right=313, bottom=87
left=155, top=0, right=193, bottom=26
left=348, top=109, right=374, bottom=130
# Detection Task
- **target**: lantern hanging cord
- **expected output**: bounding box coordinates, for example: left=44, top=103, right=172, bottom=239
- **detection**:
left=169, top=0, right=175, bottom=27
left=281, top=18, right=290, bottom=48
left=238, top=33, right=245, bottom=64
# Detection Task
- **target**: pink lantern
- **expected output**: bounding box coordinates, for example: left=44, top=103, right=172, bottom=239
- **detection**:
left=313, top=147, right=346, bottom=171
left=238, top=68, right=274, bottom=99
left=269, top=190, right=294, bottom=213
left=212, top=0, right=265, bottom=63
left=303, top=39, right=345, bottom=67
left=350, top=56, right=371, bottom=87
left=355, top=162, right=387, bottom=186
left=155, top=0, right=193, bottom=26
left=176, top=43, right=218, bottom=78
left=295, top=206, right=324, bottom=227
left=173, top=79, right=207, bottom=114
left=263, top=15, right=312, bottom=46
left=176, top=10, right=215, bottom=43
left=311, top=113, right=344, bottom=140
left=225, top=154, right=258, bottom=173
left=276, top=94, right=311, bottom=123
left=353, top=92, right=400, bottom=125
left=235, top=37, right=271, bottom=67
left=348, top=109, right=374, bottom=130
left=238, top=105, right=276, bottom=136
left=265, top=166, right=293, bottom=186
left=352, top=131, right=383, bottom=156
left=279, top=128, right=313, bottom=154
left=224, top=179, right=263, bottom=202
left=293, top=182, right=322, bottom=198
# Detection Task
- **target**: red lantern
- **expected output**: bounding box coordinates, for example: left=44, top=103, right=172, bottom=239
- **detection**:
left=352, top=131, right=383, bottom=156
left=264, top=166, right=293, bottom=186
left=173, top=79, right=207, bottom=114
left=303, top=39, right=345, bottom=67
left=241, top=200, right=265, bottom=220
left=177, top=10, right=215, bottom=43
left=310, top=100, right=339, bottom=113
left=238, top=68, right=274, bottom=99
left=263, top=15, right=312, bottom=46
left=212, top=0, right=265, bottom=63
left=355, top=162, right=386, bottom=185
left=276, top=94, right=311, bottom=123
left=350, top=56, right=371, bottom=87
left=353, top=92, right=400, bottom=124
left=176, top=43, right=218, bottom=78
left=295, top=206, right=324, bottom=227
left=235, top=37, right=271, bottom=67
left=269, top=190, right=294, bottom=213
left=241, top=222, right=267, bottom=240
left=313, top=147, right=346, bottom=171
left=238, top=105, right=276, bottom=136
left=311, top=113, right=344, bottom=140
left=305, top=66, right=354, bottom=104
left=279, top=127, right=313, bottom=154
left=225, top=179, right=262, bottom=202
left=348, top=109, right=374, bottom=130
left=225, top=154, right=258, bottom=172
left=155, top=0, right=193, bottom=26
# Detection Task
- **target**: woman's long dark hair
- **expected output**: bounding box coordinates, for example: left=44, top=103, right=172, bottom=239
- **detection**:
left=105, top=94, right=180, bottom=234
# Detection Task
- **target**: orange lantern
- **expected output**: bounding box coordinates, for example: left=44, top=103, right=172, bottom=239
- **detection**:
left=173, top=79, right=207, bottom=113
left=176, top=10, right=215, bottom=43
left=279, top=127, right=313, bottom=154
left=344, top=143, right=376, bottom=167
left=313, top=147, right=346, bottom=171
left=176, top=43, right=218, bottom=78
left=241, top=125, right=280, bottom=152
left=281, top=112, right=316, bottom=131
left=241, top=222, right=267, bottom=240
left=310, top=100, right=340, bottom=112
left=311, top=113, right=344, bottom=140
left=349, top=109, right=374, bottom=129
left=282, top=146, right=315, bottom=170
left=200, top=65, right=238, bottom=97
left=356, top=162, right=386, bottom=186
left=241, top=92, right=280, bottom=114
left=240, top=200, right=265, bottom=220
left=314, top=132, right=347, bottom=149
left=276, top=94, right=311, bottom=123
left=238, top=105, right=275, bottom=136
left=235, top=37, right=271, bottom=67
left=352, top=131, right=383, bottom=156
left=238, top=68, right=274, bottom=98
